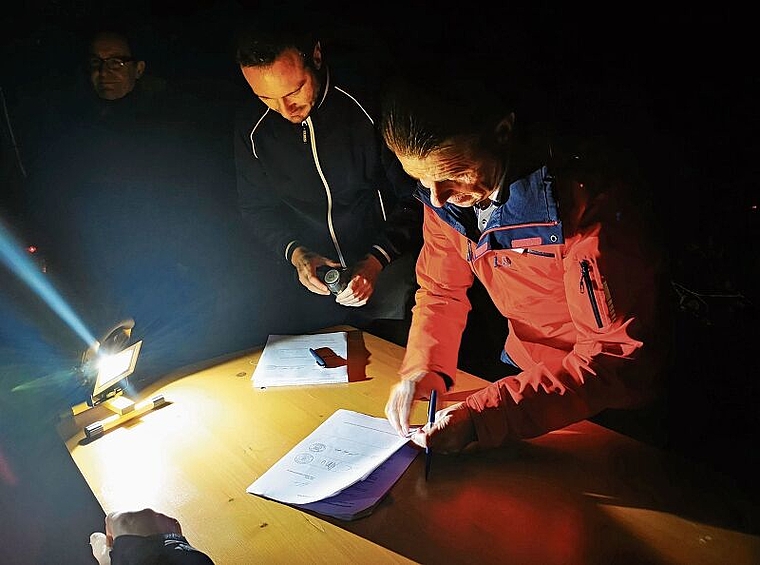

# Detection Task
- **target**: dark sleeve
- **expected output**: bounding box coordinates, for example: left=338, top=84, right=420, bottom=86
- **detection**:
left=110, top=533, right=215, bottom=565
left=233, top=106, right=305, bottom=263
left=368, top=138, right=424, bottom=267
left=335, top=70, right=423, bottom=267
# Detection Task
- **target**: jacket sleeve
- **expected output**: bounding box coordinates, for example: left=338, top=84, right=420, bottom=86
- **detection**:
left=110, top=533, right=215, bottom=565
left=367, top=146, right=424, bottom=267
left=465, top=200, right=671, bottom=447
left=398, top=205, right=474, bottom=381
left=233, top=110, right=305, bottom=262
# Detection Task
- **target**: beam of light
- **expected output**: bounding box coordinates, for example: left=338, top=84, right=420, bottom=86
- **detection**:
left=10, top=368, right=82, bottom=392
left=0, top=446, right=19, bottom=486
left=0, top=218, right=97, bottom=348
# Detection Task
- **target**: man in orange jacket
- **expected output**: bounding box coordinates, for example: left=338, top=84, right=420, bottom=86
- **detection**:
left=382, top=70, right=672, bottom=453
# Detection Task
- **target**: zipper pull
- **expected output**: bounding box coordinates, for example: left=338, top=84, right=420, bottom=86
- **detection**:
left=302, top=123, right=307, bottom=143
left=579, top=259, right=603, bottom=328
left=579, top=259, right=590, bottom=293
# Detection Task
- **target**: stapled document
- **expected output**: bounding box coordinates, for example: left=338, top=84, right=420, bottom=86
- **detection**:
left=247, top=409, right=418, bottom=520
left=251, top=332, right=348, bottom=387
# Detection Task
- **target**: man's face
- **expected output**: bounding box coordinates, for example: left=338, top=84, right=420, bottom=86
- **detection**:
left=240, top=47, right=321, bottom=124
left=89, top=34, right=143, bottom=101
left=396, top=138, right=502, bottom=208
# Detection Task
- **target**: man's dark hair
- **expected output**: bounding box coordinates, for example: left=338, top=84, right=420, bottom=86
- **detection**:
left=87, top=30, right=133, bottom=54
left=235, top=10, right=319, bottom=68
left=82, top=19, right=147, bottom=59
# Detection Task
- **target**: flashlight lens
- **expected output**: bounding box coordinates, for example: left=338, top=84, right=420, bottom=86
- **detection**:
left=324, top=269, right=341, bottom=284
left=323, top=268, right=345, bottom=294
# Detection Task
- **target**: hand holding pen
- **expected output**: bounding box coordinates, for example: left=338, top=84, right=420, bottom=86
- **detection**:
left=385, top=373, right=476, bottom=454
left=412, top=402, right=478, bottom=456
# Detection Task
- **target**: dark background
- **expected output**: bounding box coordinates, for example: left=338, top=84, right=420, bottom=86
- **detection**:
left=0, top=2, right=758, bottom=563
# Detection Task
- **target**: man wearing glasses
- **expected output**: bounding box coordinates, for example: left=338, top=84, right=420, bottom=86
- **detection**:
left=88, top=30, right=145, bottom=102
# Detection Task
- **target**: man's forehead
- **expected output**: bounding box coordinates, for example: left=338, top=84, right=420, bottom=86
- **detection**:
left=242, top=51, right=308, bottom=99
left=400, top=142, right=476, bottom=180
left=398, top=155, right=437, bottom=180
left=90, top=35, right=131, bottom=57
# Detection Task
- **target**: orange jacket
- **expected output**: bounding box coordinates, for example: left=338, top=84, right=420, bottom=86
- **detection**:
left=401, top=166, right=670, bottom=447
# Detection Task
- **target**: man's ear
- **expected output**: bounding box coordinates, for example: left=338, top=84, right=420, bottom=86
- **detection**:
left=495, top=112, right=515, bottom=145
left=135, top=60, right=146, bottom=79
left=312, top=41, right=322, bottom=70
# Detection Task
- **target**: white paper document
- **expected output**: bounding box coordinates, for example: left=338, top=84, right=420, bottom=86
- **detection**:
left=247, top=409, right=414, bottom=511
left=251, top=332, right=348, bottom=387
left=294, top=443, right=418, bottom=520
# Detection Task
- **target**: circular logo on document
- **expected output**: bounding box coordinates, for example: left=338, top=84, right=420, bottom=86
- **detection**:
left=294, top=453, right=314, bottom=464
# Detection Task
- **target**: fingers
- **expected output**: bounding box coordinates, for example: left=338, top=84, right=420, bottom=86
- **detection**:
left=291, top=248, right=385, bottom=303
left=89, top=532, right=111, bottom=565
left=296, top=262, right=330, bottom=295
left=410, top=427, right=429, bottom=449
left=384, top=380, right=417, bottom=436
left=300, top=269, right=331, bottom=295
left=335, top=255, right=381, bottom=306
left=417, top=403, right=477, bottom=454
left=335, top=276, right=373, bottom=306
left=93, top=508, right=183, bottom=565
left=106, top=508, right=182, bottom=539
left=291, top=248, right=336, bottom=295
left=385, top=372, right=450, bottom=438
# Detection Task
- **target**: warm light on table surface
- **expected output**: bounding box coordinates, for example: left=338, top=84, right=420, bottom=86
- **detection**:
left=62, top=327, right=760, bottom=565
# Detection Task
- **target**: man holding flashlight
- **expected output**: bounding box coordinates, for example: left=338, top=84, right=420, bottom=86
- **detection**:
left=233, top=10, right=422, bottom=342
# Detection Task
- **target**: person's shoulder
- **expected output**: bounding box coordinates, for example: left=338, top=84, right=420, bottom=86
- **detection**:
left=328, top=65, right=384, bottom=120
left=129, top=75, right=179, bottom=116
left=138, top=74, right=170, bottom=95
left=233, top=97, right=270, bottom=129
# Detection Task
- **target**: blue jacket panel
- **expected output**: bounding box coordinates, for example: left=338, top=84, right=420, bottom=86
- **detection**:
left=416, top=166, right=564, bottom=250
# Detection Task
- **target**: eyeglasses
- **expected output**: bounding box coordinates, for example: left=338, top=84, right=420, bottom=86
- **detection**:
left=88, top=56, right=135, bottom=71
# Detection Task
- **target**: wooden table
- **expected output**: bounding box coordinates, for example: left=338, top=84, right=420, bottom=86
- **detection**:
left=61, top=328, right=760, bottom=564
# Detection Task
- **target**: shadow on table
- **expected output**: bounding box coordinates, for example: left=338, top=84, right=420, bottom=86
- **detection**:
left=333, top=427, right=760, bottom=565
left=347, top=329, right=370, bottom=383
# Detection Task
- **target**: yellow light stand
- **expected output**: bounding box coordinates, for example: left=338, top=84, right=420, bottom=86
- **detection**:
left=67, top=320, right=171, bottom=440
left=82, top=394, right=166, bottom=440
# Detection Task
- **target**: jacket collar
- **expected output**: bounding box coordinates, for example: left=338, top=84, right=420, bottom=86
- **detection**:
left=314, top=66, right=330, bottom=111
left=416, top=166, right=563, bottom=245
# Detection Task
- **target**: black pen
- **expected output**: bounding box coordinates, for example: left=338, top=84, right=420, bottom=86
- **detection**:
left=425, top=389, right=437, bottom=480
left=308, top=347, right=326, bottom=367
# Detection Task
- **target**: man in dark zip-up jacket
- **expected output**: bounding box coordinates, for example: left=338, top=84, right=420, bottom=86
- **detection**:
left=233, top=14, right=421, bottom=332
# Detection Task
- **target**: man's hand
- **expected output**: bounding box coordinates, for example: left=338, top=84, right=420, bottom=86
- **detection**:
left=290, top=246, right=341, bottom=295
left=385, top=372, right=448, bottom=437
left=411, top=402, right=477, bottom=454
left=90, top=508, right=183, bottom=565
left=336, top=254, right=383, bottom=307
